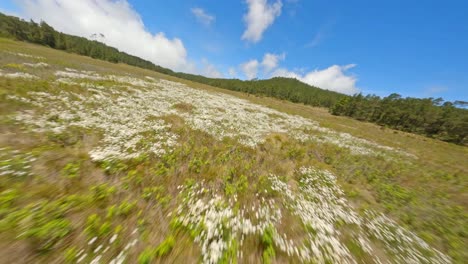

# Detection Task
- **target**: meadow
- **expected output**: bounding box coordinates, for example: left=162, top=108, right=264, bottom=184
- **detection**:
left=0, top=38, right=466, bottom=263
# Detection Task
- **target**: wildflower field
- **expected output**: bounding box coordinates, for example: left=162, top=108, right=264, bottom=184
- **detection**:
left=0, top=38, right=466, bottom=263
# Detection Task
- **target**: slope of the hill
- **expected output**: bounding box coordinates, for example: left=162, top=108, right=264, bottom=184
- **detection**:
left=0, top=12, right=344, bottom=109
left=1, top=12, right=466, bottom=146
left=0, top=39, right=467, bottom=263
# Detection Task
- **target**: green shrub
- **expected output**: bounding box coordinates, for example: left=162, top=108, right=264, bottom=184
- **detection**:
left=99, top=221, right=112, bottom=236
left=237, top=175, right=248, bottom=193
left=117, top=200, right=137, bottom=216
left=100, top=159, right=128, bottom=175
left=4, top=63, right=25, bottom=70
left=189, top=157, right=209, bottom=174
left=184, top=178, right=196, bottom=188
left=142, top=186, right=164, bottom=201
left=345, top=239, right=365, bottom=258
left=85, top=213, right=113, bottom=238
left=224, top=174, right=249, bottom=196
left=138, top=235, right=175, bottom=263
left=85, top=213, right=101, bottom=237
left=220, top=238, right=238, bottom=264
left=61, top=162, right=80, bottom=179
left=64, top=246, right=78, bottom=263
left=0, top=189, right=19, bottom=213
left=287, top=146, right=305, bottom=160
left=262, top=246, right=275, bottom=264
left=261, top=226, right=276, bottom=264
left=90, top=183, right=116, bottom=201
left=377, top=183, right=414, bottom=209
left=123, top=169, right=144, bottom=188
left=158, top=195, right=171, bottom=208
left=154, top=235, right=175, bottom=257
left=20, top=218, right=72, bottom=251
left=0, top=199, right=73, bottom=251
left=106, top=205, right=117, bottom=219
left=138, top=246, right=155, bottom=264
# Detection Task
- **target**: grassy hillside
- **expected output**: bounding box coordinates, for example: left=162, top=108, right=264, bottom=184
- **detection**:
left=1, top=12, right=466, bottom=146
left=0, top=38, right=467, bottom=263
left=0, top=12, right=344, bottom=109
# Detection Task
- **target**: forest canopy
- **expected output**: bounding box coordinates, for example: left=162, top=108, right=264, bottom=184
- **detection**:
left=331, top=94, right=467, bottom=144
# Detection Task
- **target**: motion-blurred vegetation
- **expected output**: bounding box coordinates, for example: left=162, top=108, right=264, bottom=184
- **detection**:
left=0, top=19, right=467, bottom=263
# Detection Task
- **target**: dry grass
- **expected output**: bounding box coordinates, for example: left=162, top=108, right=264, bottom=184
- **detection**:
left=0, top=38, right=466, bottom=263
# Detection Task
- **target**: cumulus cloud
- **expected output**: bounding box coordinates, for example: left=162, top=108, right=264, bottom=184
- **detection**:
left=242, top=0, right=282, bottom=43
left=271, top=64, right=359, bottom=94
left=200, top=59, right=224, bottom=78
left=261, top=52, right=285, bottom=73
left=16, top=0, right=191, bottom=72
left=238, top=52, right=284, bottom=79
left=202, top=65, right=223, bottom=78
left=237, top=51, right=358, bottom=94
left=191, top=7, right=215, bottom=26
left=241, top=59, right=260, bottom=79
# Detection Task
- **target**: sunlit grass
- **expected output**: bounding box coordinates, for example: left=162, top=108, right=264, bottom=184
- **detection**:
left=0, top=38, right=466, bottom=263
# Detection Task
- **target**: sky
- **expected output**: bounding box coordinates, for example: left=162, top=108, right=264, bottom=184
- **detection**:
left=1, top=0, right=467, bottom=101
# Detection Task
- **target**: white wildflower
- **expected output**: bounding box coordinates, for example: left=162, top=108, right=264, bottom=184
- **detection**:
left=88, top=236, right=97, bottom=245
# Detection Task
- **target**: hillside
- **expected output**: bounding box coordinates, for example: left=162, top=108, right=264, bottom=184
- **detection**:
left=0, top=39, right=467, bottom=263
left=1, top=12, right=466, bottom=146
left=0, top=12, right=344, bottom=109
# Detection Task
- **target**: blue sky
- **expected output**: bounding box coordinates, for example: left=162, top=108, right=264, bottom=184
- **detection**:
left=1, top=0, right=467, bottom=101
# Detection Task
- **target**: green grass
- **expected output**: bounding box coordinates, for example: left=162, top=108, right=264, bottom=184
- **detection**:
left=0, top=38, right=466, bottom=263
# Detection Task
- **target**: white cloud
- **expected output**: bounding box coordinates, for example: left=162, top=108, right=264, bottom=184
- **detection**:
left=261, top=52, right=285, bottom=73
left=228, top=67, right=238, bottom=78
left=242, top=0, right=282, bottom=43
left=238, top=52, right=284, bottom=79
left=191, top=7, right=215, bottom=26
left=241, top=59, right=259, bottom=79
left=271, top=64, right=359, bottom=94
left=200, top=59, right=224, bottom=78
left=202, top=65, right=223, bottom=78
left=270, top=67, right=300, bottom=78
left=16, top=0, right=191, bottom=72
left=238, top=51, right=358, bottom=94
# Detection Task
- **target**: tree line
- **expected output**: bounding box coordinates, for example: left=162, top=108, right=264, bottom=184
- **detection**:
left=1, top=13, right=466, bottom=145
left=331, top=94, right=467, bottom=144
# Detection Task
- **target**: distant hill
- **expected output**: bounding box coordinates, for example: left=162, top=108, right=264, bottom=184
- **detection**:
left=0, top=12, right=466, bottom=145
left=0, top=12, right=345, bottom=109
